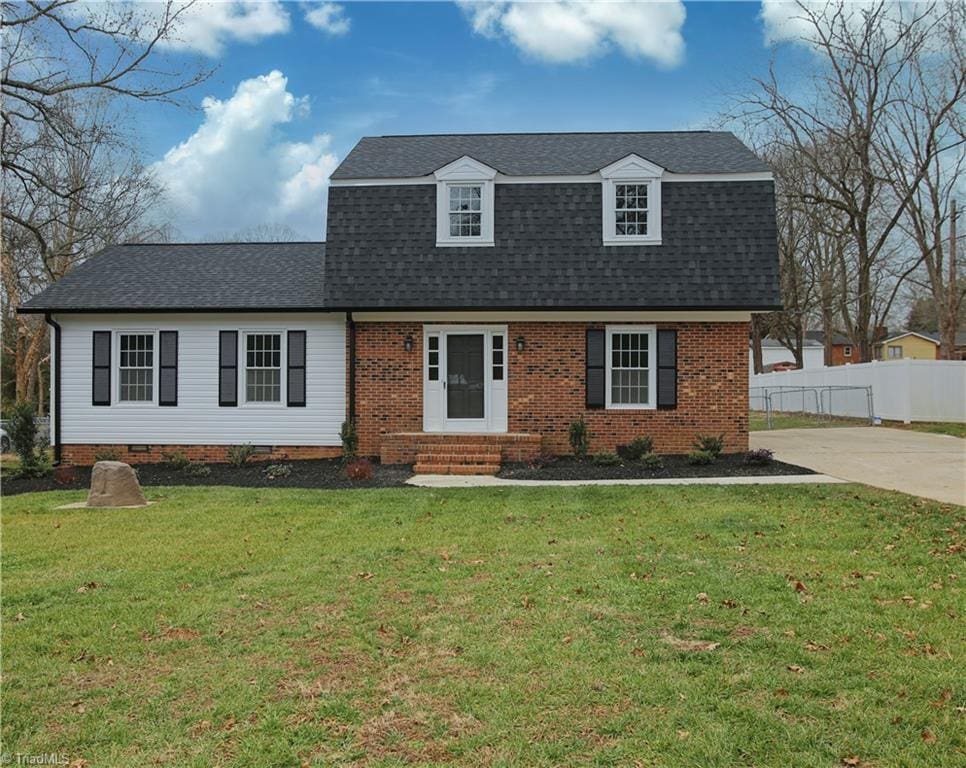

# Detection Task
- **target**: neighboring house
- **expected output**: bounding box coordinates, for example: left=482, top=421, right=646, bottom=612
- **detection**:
left=874, top=331, right=940, bottom=361
left=749, top=337, right=824, bottom=375
left=805, top=330, right=856, bottom=366
left=19, top=131, right=780, bottom=471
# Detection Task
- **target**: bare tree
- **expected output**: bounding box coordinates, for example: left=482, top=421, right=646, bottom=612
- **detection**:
left=731, top=1, right=964, bottom=361
left=2, top=95, right=170, bottom=402
left=884, top=3, right=966, bottom=358
left=1, top=1, right=209, bottom=404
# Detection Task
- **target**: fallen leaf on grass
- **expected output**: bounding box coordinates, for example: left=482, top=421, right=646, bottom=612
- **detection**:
left=786, top=664, right=806, bottom=674
left=842, top=757, right=861, bottom=767
left=70, top=699, right=86, bottom=714
left=76, top=581, right=102, bottom=593
left=13, top=612, right=25, bottom=622
left=677, top=730, right=690, bottom=740
left=661, top=632, right=720, bottom=652
left=804, top=641, right=829, bottom=652
left=921, top=728, right=936, bottom=743
left=696, top=592, right=709, bottom=604
left=356, top=572, right=374, bottom=581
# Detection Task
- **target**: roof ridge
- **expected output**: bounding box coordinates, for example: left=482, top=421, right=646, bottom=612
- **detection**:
left=368, top=130, right=721, bottom=139
left=120, top=241, right=326, bottom=246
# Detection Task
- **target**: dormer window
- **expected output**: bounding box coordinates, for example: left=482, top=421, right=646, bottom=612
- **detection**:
left=448, top=184, right=482, bottom=237
left=435, top=156, right=496, bottom=247
left=600, top=154, right=663, bottom=246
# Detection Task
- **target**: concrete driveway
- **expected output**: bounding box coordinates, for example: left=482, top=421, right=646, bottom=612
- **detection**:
left=751, top=427, right=966, bottom=506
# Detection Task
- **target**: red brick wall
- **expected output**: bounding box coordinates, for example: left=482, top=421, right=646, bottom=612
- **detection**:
left=61, top=444, right=341, bottom=466
left=355, top=321, right=749, bottom=457
left=829, top=343, right=854, bottom=366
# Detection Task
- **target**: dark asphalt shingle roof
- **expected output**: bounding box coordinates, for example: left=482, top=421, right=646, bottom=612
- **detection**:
left=19, top=242, right=326, bottom=312
left=322, top=180, right=780, bottom=310
left=331, top=131, right=771, bottom=179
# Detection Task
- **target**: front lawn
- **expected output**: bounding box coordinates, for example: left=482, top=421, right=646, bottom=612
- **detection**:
left=2, top=485, right=962, bottom=767
left=750, top=411, right=966, bottom=438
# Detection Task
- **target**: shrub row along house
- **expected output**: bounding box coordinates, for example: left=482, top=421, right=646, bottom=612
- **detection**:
left=19, top=131, right=780, bottom=472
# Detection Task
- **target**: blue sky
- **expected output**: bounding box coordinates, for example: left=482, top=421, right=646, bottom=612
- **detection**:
left=137, top=1, right=814, bottom=240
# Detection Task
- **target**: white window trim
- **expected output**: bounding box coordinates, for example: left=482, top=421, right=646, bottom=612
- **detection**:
left=241, top=330, right=286, bottom=408
left=600, top=154, right=663, bottom=246
left=605, top=324, right=657, bottom=410
left=843, top=345, right=852, bottom=357
left=114, top=330, right=158, bottom=406
left=434, top=155, right=496, bottom=247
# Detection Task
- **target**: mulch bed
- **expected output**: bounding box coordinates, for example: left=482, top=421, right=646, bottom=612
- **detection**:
left=1, top=458, right=413, bottom=496
left=497, top=453, right=816, bottom=481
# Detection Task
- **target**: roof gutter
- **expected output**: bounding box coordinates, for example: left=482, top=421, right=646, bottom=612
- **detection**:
left=44, top=313, right=62, bottom=466
left=18, top=303, right=784, bottom=314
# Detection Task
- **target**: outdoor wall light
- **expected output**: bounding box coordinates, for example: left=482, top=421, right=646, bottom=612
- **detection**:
left=515, top=336, right=525, bottom=353
left=404, top=334, right=414, bottom=353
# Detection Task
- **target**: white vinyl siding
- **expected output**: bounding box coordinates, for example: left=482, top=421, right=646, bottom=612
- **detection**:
left=55, top=313, right=345, bottom=446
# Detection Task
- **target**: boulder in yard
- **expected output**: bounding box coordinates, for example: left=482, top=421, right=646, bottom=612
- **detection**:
left=87, top=461, right=147, bottom=507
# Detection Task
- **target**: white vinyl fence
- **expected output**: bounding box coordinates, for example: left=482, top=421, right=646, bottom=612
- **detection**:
left=750, top=359, right=966, bottom=423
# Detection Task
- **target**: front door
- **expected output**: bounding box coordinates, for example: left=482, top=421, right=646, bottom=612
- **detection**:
left=423, top=326, right=507, bottom=433
left=447, top=334, right=485, bottom=421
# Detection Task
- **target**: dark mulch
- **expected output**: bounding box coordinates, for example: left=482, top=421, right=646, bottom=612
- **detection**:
left=497, top=453, right=816, bottom=481
left=1, top=458, right=413, bottom=497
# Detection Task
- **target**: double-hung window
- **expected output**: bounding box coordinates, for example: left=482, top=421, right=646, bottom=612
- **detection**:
left=434, top=156, right=496, bottom=246
left=605, top=326, right=657, bottom=409
left=448, top=185, right=482, bottom=237
left=245, top=332, right=282, bottom=403
left=600, top=154, right=663, bottom=245
left=614, top=183, right=649, bottom=236
left=118, top=333, right=154, bottom=402
left=887, top=345, right=903, bottom=359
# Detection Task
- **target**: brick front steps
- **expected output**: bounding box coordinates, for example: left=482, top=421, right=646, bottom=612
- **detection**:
left=382, top=432, right=542, bottom=471
left=414, top=443, right=503, bottom=475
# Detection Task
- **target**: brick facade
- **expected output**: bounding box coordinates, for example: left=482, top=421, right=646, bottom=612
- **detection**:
left=61, top=444, right=341, bottom=466
left=354, top=320, right=749, bottom=459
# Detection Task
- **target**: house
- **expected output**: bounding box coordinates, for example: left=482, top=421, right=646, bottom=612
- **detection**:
left=749, top=337, right=824, bottom=375
left=874, top=331, right=940, bottom=361
left=805, top=330, right=856, bottom=366
left=19, top=131, right=780, bottom=471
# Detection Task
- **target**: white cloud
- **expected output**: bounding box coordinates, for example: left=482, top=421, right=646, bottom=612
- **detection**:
left=303, top=2, right=351, bottom=35
left=152, top=71, right=338, bottom=239
left=460, top=1, right=686, bottom=67
left=163, top=1, right=290, bottom=56
left=759, top=1, right=932, bottom=47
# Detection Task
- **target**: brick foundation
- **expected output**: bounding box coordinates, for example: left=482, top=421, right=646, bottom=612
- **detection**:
left=60, top=444, right=341, bottom=467
left=355, top=320, right=749, bottom=460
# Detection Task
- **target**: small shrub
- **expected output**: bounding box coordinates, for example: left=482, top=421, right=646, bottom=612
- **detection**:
left=162, top=450, right=190, bottom=470
left=227, top=443, right=255, bottom=467
left=6, top=401, right=48, bottom=477
left=693, top=434, right=725, bottom=457
left=568, top=417, right=590, bottom=459
left=344, top=458, right=374, bottom=481
left=592, top=452, right=621, bottom=466
left=340, top=420, right=359, bottom=461
left=185, top=461, right=211, bottom=477
left=94, top=448, right=121, bottom=462
left=617, top=436, right=653, bottom=461
left=263, top=462, right=292, bottom=480
left=687, top=449, right=716, bottom=466
left=744, top=448, right=774, bottom=466
left=641, top=452, right=664, bottom=470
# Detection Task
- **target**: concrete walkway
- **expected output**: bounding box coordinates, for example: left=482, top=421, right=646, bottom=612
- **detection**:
left=751, top=427, right=966, bottom=506
left=407, top=473, right=845, bottom=489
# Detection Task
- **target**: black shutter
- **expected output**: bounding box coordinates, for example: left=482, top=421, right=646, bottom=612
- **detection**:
left=159, top=331, right=178, bottom=406
left=92, top=331, right=111, bottom=406
left=586, top=328, right=605, bottom=408
left=657, top=329, right=678, bottom=409
left=219, top=331, right=238, bottom=407
left=287, top=330, right=306, bottom=407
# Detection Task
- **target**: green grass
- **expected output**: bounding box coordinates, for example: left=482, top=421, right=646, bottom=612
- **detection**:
left=750, top=411, right=966, bottom=437
left=2, top=485, right=963, bottom=767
